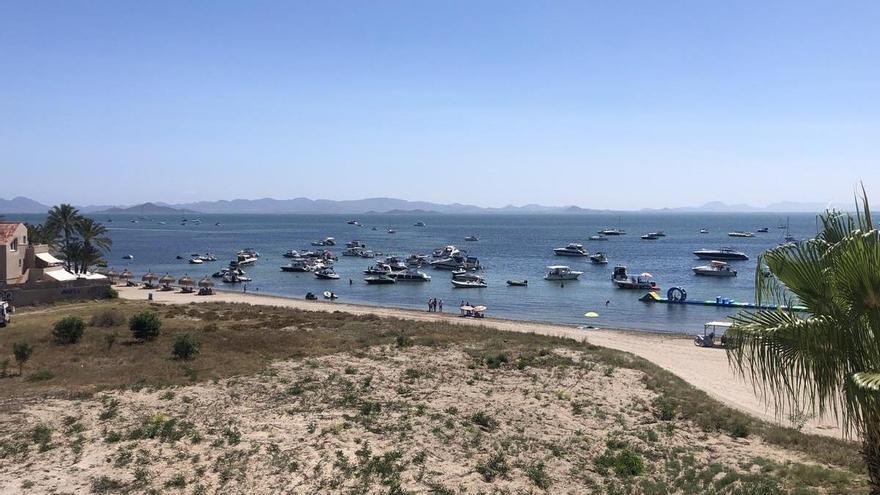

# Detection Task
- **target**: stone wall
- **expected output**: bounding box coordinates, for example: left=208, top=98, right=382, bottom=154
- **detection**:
left=0, top=278, right=112, bottom=306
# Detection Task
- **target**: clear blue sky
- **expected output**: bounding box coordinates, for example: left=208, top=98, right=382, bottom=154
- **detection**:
left=1, top=1, right=878, bottom=209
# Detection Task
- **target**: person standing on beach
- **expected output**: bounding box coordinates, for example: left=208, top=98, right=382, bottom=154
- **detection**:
left=438, top=299, right=443, bottom=312
left=427, top=299, right=432, bottom=312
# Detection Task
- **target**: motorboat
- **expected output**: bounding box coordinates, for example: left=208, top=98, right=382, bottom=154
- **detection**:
left=189, top=257, right=204, bottom=264
left=359, top=250, right=376, bottom=258
left=236, top=254, right=258, bottom=266
left=389, top=268, right=431, bottom=282
left=589, top=252, right=608, bottom=264
left=453, top=271, right=483, bottom=282
left=387, top=229, right=396, bottom=234
left=414, top=221, right=426, bottom=227
left=430, top=254, right=479, bottom=270
left=343, top=247, right=366, bottom=257
left=598, top=228, right=625, bottom=236
left=693, top=248, right=749, bottom=261
left=311, top=237, right=336, bottom=247
left=346, top=220, right=358, bottom=225
left=728, top=231, right=755, bottom=238
left=314, top=267, right=340, bottom=280
left=756, top=227, right=769, bottom=233
left=699, top=228, right=709, bottom=234
left=406, top=254, right=429, bottom=266
left=543, top=266, right=583, bottom=281
left=640, top=233, right=660, bottom=240
left=464, top=235, right=479, bottom=242
left=506, top=280, right=528, bottom=286
left=283, top=250, right=304, bottom=258
left=222, top=272, right=251, bottom=284
left=281, top=259, right=313, bottom=272
left=122, top=254, right=134, bottom=260
left=201, top=253, right=217, bottom=262
left=383, top=256, right=408, bottom=271
left=611, top=266, right=658, bottom=290
left=323, top=291, right=338, bottom=299
left=452, top=275, right=487, bottom=288
left=212, top=267, right=241, bottom=278
left=588, top=235, right=608, bottom=241
left=652, top=231, right=667, bottom=237
left=693, top=260, right=737, bottom=277
left=553, top=243, right=588, bottom=257
left=237, top=248, right=260, bottom=258
left=365, top=274, right=396, bottom=285
left=432, top=245, right=460, bottom=258
left=364, top=263, right=393, bottom=275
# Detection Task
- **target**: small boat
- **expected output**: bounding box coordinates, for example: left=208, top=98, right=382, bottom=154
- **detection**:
left=598, top=228, right=625, bottom=236
left=452, top=276, right=487, bottom=288
left=202, top=253, right=217, bottom=262
left=281, top=260, right=313, bottom=272
left=693, top=248, right=749, bottom=261
left=588, top=235, right=608, bottom=241
left=699, top=228, right=709, bottom=234
left=544, top=266, right=583, bottom=281
left=389, top=268, right=431, bottom=282
left=237, top=248, right=260, bottom=258
left=222, top=272, right=251, bottom=283
left=652, top=231, right=666, bottom=237
left=122, top=254, right=134, bottom=260
left=589, top=252, right=608, bottom=264
left=323, top=291, right=338, bottom=299
left=756, top=227, right=769, bottom=233
left=311, top=237, right=336, bottom=246
left=364, top=263, right=393, bottom=275
left=612, top=266, right=658, bottom=290
left=693, top=260, right=737, bottom=277
left=506, top=280, right=528, bottom=286
left=347, top=220, right=358, bottom=225
left=314, top=267, right=340, bottom=280
left=236, top=255, right=258, bottom=266
left=453, top=271, right=483, bottom=282
left=640, top=233, right=660, bottom=240
left=553, top=243, right=588, bottom=256
left=345, top=240, right=366, bottom=248
left=387, top=228, right=396, bottom=234
left=432, top=245, right=460, bottom=258
left=365, top=274, right=396, bottom=285
left=728, top=231, right=755, bottom=238
left=414, top=221, right=426, bottom=227
left=343, top=247, right=365, bottom=257
left=464, top=235, right=479, bottom=242
left=189, top=257, right=204, bottom=264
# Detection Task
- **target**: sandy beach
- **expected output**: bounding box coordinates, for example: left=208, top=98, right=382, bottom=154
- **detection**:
left=117, top=285, right=841, bottom=437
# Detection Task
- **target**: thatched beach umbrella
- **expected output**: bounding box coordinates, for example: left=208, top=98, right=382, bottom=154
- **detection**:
left=158, top=274, right=175, bottom=286
left=198, top=277, right=214, bottom=288
left=105, top=269, right=118, bottom=282
left=142, top=272, right=158, bottom=283
left=178, top=275, right=194, bottom=287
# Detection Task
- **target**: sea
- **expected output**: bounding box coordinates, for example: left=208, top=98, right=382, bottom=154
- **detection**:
left=12, top=212, right=818, bottom=333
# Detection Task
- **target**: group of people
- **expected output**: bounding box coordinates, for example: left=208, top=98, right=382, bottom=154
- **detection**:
left=427, top=298, right=443, bottom=312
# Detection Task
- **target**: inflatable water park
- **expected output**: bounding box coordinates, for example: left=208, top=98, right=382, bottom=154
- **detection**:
left=639, top=287, right=808, bottom=312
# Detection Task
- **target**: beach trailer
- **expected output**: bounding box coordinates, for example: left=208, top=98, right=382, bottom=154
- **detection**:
left=694, top=321, right=732, bottom=348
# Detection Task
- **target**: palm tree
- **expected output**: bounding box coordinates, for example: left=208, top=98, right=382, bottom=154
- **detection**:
left=24, top=223, right=56, bottom=245
left=45, top=204, right=82, bottom=270
left=75, top=217, right=112, bottom=272
left=726, top=187, right=880, bottom=493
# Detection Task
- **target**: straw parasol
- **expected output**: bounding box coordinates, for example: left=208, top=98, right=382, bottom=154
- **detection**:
left=142, top=272, right=158, bottom=283
left=178, top=275, right=194, bottom=287
left=198, top=277, right=214, bottom=288
left=158, top=274, right=176, bottom=286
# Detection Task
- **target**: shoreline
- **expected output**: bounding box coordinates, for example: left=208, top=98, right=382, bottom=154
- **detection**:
left=115, top=285, right=842, bottom=437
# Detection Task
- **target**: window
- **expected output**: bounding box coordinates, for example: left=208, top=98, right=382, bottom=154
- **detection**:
left=10, top=239, right=17, bottom=252
left=22, top=236, right=27, bottom=245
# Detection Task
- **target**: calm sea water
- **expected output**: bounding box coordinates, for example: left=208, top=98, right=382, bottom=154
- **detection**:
left=14, top=212, right=818, bottom=333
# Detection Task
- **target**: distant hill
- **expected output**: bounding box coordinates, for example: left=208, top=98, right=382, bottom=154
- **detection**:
left=641, top=201, right=847, bottom=214
left=92, top=202, right=199, bottom=215
left=0, top=196, right=50, bottom=214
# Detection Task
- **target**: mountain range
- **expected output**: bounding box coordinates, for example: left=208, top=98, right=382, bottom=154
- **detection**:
left=0, top=196, right=849, bottom=216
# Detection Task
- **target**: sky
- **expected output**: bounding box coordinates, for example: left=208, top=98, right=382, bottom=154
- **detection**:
left=1, top=1, right=878, bottom=209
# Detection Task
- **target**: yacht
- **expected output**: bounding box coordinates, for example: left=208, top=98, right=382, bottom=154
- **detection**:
left=364, top=263, right=393, bottom=275
left=314, top=267, right=340, bottom=280
left=383, top=256, right=408, bottom=271
left=692, top=260, right=737, bottom=277
left=728, top=231, right=755, bottom=238
left=589, top=252, right=608, bottom=264
left=453, top=271, right=483, bottom=282
left=222, top=272, right=251, bottom=284
left=236, top=254, right=258, bottom=266
left=311, top=237, right=336, bottom=246
left=543, top=266, right=583, bottom=281
left=122, top=254, right=134, bottom=260
left=387, top=228, right=396, bottom=234
left=756, top=227, right=769, bottom=233
left=359, top=250, right=376, bottom=258
left=281, top=259, right=313, bottom=272
left=451, top=275, right=487, bottom=288
left=553, top=243, right=588, bottom=257
left=699, top=228, right=709, bottom=234
left=588, top=235, right=608, bottom=241
left=283, top=250, right=304, bottom=258
left=640, top=233, right=660, bottom=240
left=413, top=221, right=426, bottom=227
left=464, top=235, right=479, bottom=242
left=611, top=266, right=658, bottom=290
left=237, top=248, right=260, bottom=258
left=189, top=257, right=204, bottom=264
left=693, top=248, right=749, bottom=261
left=389, top=268, right=431, bottom=282
left=598, top=228, right=625, bottom=236
left=343, top=247, right=365, bottom=257
left=432, top=245, right=460, bottom=258
left=345, top=240, right=366, bottom=248
left=365, top=274, right=396, bottom=285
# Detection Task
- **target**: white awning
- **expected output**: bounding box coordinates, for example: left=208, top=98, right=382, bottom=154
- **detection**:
left=35, top=252, right=64, bottom=265
left=44, top=270, right=77, bottom=282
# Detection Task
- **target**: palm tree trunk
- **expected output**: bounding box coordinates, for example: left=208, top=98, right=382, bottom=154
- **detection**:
left=865, top=421, right=880, bottom=495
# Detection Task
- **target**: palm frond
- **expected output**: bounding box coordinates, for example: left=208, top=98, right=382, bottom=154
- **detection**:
left=853, top=372, right=880, bottom=392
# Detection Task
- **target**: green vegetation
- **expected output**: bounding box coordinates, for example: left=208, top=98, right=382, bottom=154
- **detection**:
left=129, top=311, right=161, bottom=341
left=27, top=203, right=112, bottom=273
left=52, top=316, right=85, bottom=345
left=171, top=333, right=200, bottom=360
left=12, top=341, right=33, bottom=376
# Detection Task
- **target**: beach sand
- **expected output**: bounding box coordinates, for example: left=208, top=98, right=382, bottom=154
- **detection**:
left=117, top=286, right=841, bottom=437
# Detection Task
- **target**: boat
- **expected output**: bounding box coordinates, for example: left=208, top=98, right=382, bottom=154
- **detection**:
left=281, top=259, right=313, bottom=272
left=506, top=280, right=528, bottom=286
left=553, top=243, right=588, bottom=257
left=311, top=237, right=336, bottom=246
left=728, top=231, right=755, bottom=238
left=236, top=254, right=258, bottom=266
left=699, top=228, right=709, bottom=234
left=314, top=267, right=340, bottom=280
left=598, top=228, right=625, bottom=236
left=782, top=217, right=797, bottom=243
left=611, top=266, right=658, bottom=290
left=283, top=250, right=304, bottom=258
left=464, top=235, right=479, bottom=242
left=345, top=240, right=366, bottom=248
left=387, top=229, right=396, bottom=234
left=432, top=245, right=460, bottom=258
left=189, top=257, right=204, bottom=264
left=693, top=248, right=749, bottom=261
left=414, top=221, right=426, bottom=227
left=343, top=247, right=366, bottom=257
left=430, top=254, right=480, bottom=271
left=453, top=271, right=483, bottom=282
left=543, top=266, right=583, bottom=281
left=359, top=250, right=376, bottom=258
left=640, top=233, right=660, bottom=240
left=692, top=260, right=737, bottom=277
left=346, top=220, right=358, bottom=225
left=323, top=291, right=338, bottom=299
left=452, top=275, right=487, bottom=288
left=237, top=248, right=260, bottom=258
left=222, top=272, right=251, bottom=284
left=122, top=254, right=134, bottom=260
left=201, top=253, right=217, bottom=262
left=364, top=274, right=396, bottom=285
left=756, top=227, right=769, bottom=233
left=589, top=252, right=608, bottom=264
left=652, top=231, right=666, bottom=237
left=389, top=268, right=431, bottom=281
left=364, top=263, right=393, bottom=275
left=588, top=235, right=608, bottom=241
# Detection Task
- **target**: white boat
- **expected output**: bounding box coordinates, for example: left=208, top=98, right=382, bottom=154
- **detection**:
left=359, top=250, right=376, bottom=258
left=188, top=257, right=204, bottom=264
left=323, top=291, right=338, bottom=299
left=693, top=260, right=737, bottom=277
left=389, top=268, right=431, bottom=282
left=640, top=233, right=660, bottom=240
left=611, top=266, right=658, bottom=290
left=281, top=260, right=313, bottom=272
left=588, top=235, right=608, bottom=241
left=699, top=228, right=709, bottom=234
left=693, top=248, right=749, bottom=261
left=345, top=240, right=366, bottom=248
left=311, top=237, right=336, bottom=246
left=432, top=245, right=460, bottom=258
left=728, top=231, right=755, bottom=238
left=236, top=255, right=258, bottom=266
left=464, top=235, right=479, bottom=242
left=590, top=252, right=608, bottom=264
left=314, top=267, right=340, bottom=280
left=414, top=221, right=426, bottom=227
left=237, top=248, right=260, bottom=258
left=543, top=266, right=583, bottom=281
left=453, top=271, right=483, bottom=282
left=122, top=254, right=134, bottom=260
left=283, top=250, right=304, bottom=258
left=553, top=243, right=588, bottom=257
left=598, top=228, right=625, bottom=236
left=202, top=253, right=217, bottom=262
left=365, top=274, right=396, bottom=284
left=222, top=272, right=251, bottom=283
left=364, top=263, right=393, bottom=275
left=387, top=228, right=396, bottom=234
left=452, top=276, right=487, bottom=288
left=343, top=247, right=365, bottom=257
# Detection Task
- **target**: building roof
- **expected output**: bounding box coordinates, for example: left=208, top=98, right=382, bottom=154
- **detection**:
left=0, top=222, right=24, bottom=245
left=35, top=252, right=64, bottom=265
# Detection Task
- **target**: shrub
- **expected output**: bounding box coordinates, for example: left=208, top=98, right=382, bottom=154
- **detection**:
left=525, top=461, right=551, bottom=489
left=595, top=448, right=644, bottom=477
left=653, top=394, right=676, bottom=421
left=13, top=341, right=33, bottom=375
left=470, top=411, right=498, bottom=431
left=171, top=333, right=200, bottom=360
left=475, top=452, right=509, bottom=482
left=26, top=369, right=54, bottom=382
left=485, top=352, right=508, bottom=369
left=106, top=288, right=119, bottom=299
left=90, top=308, right=126, bottom=327
left=729, top=417, right=751, bottom=438
left=53, top=316, right=85, bottom=344
left=129, top=311, right=162, bottom=341
left=103, top=332, right=117, bottom=351
left=0, top=359, right=9, bottom=378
